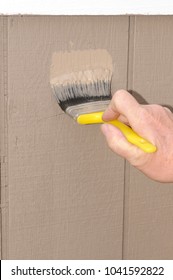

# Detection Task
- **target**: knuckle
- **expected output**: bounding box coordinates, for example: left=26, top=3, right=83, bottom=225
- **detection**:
left=137, top=107, right=151, bottom=124
left=138, top=107, right=148, bottom=118
left=108, top=135, right=128, bottom=155
left=112, top=90, right=128, bottom=110
left=129, top=153, right=142, bottom=166
left=115, top=89, right=127, bottom=101
left=112, top=92, right=117, bottom=104
left=107, top=134, right=126, bottom=153
left=139, top=104, right=170, bottom=126
left=116, top=89, right=126, bottom=96
left=151, top=104, right=164, bottom=114
left=128, top=149, right=148, bottom=167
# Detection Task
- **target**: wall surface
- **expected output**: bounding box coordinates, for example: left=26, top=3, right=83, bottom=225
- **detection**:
left=123, top=16, right=173, bottom=260
left=0, top=16, right=173, bottom=260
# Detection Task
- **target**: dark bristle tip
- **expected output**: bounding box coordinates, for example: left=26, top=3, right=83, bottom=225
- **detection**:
left=52, top=80, right=112, bottom=110
left=59, top=96, right=111, bottom=111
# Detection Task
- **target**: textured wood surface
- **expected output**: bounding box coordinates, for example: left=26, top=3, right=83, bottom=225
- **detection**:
left=1, top=15, right=173, bottom=260
left=0, top=16, right=9, bottom=260
left=123, top=16, right=173, bottom=259
left=0, top=16, right=3, bottom=260
left=6, top=16, right=128, bottom=259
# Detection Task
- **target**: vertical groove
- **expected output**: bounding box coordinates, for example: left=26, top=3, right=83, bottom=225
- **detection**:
left=0, top=16, right=3, bottom=261
left=0, top=16, right=2, bottom=261
left=1, top=15, right=9, bottom=259
left=122, top=16, right=135, bottom=260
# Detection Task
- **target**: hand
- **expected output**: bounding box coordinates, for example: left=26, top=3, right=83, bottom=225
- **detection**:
left=101, top=90, right=173, bottom=182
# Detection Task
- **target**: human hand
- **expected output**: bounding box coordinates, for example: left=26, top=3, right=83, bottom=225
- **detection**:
left=101, top=90, right=173, bottom=182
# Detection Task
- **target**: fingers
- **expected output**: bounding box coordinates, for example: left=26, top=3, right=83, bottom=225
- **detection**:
left=101, top=123, right=148, bottom=167
left=117, top=114, right=129, bottom=125
left=163, top=106, right=172, bottom=113
left=163, top=107, right=173, bottom=120
left=103, top=90, right=141, bottom=127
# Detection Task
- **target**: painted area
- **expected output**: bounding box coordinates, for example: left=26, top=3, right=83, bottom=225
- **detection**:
left=0, top=0, right=173, bottom=15
left=50, top=49, right=113, bottom=118
left=50, top=49, right=113, bottom=87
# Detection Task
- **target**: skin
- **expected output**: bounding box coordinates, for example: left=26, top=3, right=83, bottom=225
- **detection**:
left=101, top=90, right=173, bottom=182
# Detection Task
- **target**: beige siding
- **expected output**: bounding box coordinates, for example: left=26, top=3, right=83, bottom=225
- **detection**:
left=5, top=16, right=128, bottom=259
left=0, top=15, right=173, bottom=260
left=123, top=16, right=173, bottom=259
left=0, top=16, right=9, bottom=260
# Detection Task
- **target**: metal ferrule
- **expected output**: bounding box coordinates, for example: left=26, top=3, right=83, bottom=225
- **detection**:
left=65, top=100, right=110, bottom=120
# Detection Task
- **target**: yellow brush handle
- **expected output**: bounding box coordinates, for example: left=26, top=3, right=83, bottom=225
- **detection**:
left=77, top=112, right=157, bottom=153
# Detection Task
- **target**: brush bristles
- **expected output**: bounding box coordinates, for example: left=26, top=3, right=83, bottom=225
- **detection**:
left=51, top=80, right=111, bottom=110
left=50, top=49, right=113, bottom=113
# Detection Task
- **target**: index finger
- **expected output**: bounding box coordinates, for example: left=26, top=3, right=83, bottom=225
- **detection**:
left=102, top=90, right=141, bottom=126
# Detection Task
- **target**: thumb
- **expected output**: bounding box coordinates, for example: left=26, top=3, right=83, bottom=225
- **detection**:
left=101, top=123, right=146, bottom=166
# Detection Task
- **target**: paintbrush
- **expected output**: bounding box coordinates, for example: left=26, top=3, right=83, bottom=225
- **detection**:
left=50, top=49, right=156, bottom=153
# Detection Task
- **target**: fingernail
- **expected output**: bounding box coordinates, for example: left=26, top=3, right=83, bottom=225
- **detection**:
left=102, top=112, right=109, bottom=121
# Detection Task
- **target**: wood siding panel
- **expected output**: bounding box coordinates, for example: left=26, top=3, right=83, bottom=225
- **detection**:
left=0, top=16, right=3, bottom=260
left=2, top=15, right=172, bottom=261
left=123, top=16, right=173, bottom=259
left=6, top=16, right=129, bottom=259
left=0, top=16, right=9, bottom=260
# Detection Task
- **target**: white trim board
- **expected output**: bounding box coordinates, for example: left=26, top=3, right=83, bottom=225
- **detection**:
left=0, top=0, right=173, bottom=15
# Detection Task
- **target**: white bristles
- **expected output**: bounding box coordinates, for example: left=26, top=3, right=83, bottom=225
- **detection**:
left=50, top=49, right=113, bottom=115
left=51, top=70, right=112, bottom=103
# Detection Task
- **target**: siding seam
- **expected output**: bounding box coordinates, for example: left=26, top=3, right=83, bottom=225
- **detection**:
left=122, top=15, right=135, bottom=260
